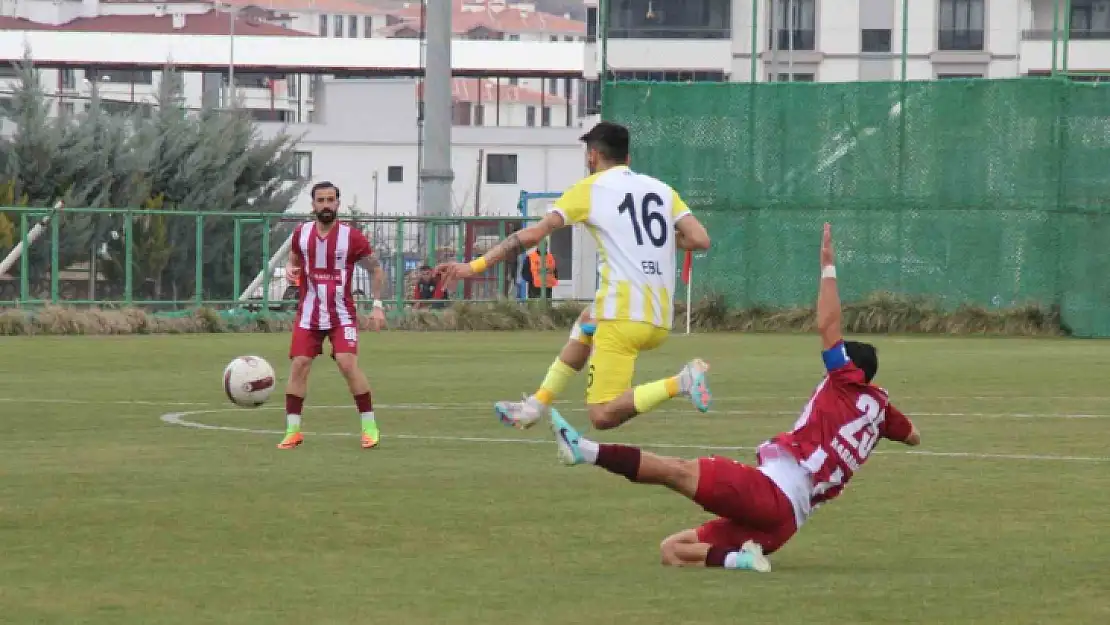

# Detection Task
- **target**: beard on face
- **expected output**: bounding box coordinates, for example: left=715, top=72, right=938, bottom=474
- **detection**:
left=315, top=208, right=337, bottom=224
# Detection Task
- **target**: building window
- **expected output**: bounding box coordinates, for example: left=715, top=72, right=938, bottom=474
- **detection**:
left=770, top=73, right=816, bottom=82
left=348, top=15, right=358, bottom=38
left=58, top=101, right=75, bottom=117
left=609, top=70, right=727, bottom=82
left=861, top=28, right=892, bottom=52
left=286, top=74, right=299, bottom=98
left=1070, top=1, right=1110, bottom=39
left=586, top=6, right=597, bottom=42
left=452, top=101, right=473, bottom=126
left=319, top=14, right=328, bottom=36
left=474, top=104, right=485, bottom=126
left=565, top=35, right=574, bottom=42
left=334, top=15, right=344, bottom=37
left=508, top=77, right=519, bottom=86
left=550, top=35, right=558, bottom=42
left=937, top=73, right=984, bottom=78
left=608, top=0, right=731, bottom=39
left=387, top=166, right=403, bottom=183
left=486, top=154, right=518, bottom=184
left=938, top=0, right=985, bottom=50
left=526, top=106, right=536, bottom=127
left=548, top=78, right=558, bottom=96
left=85, top=68, right=154, bottom=84
left=0, top=65, right=17, bottom=78
left=287, top=151, right=312, bottom=180
left=59, top=68, right=77, bottom=90
left=364, top=16, right=373, bottom=37
left=581, top=79, right=600, bottom=116
left=770, top=0, right=816, bottom=50
left=541, top=106, right=552, bottom=127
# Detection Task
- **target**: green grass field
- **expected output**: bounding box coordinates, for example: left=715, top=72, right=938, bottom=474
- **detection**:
left=1, top=331, right=1107, bottom=624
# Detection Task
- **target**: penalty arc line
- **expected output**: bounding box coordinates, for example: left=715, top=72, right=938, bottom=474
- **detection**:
left=159, top=409, right=1110, bottom=464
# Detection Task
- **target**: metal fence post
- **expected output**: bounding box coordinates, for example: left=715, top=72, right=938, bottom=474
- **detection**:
left=261, top=215, right=272, bottom=317
left=393, top=217, right=405, bottom=314
left=233, top=218, right=243, bottom=299
left=194, top=214, right=205, bottom=307
left=124, top=210, right=133, bottom=306
left=50, top=211, right=59, bottom=304
left=18, top=213, right=29, bottom=306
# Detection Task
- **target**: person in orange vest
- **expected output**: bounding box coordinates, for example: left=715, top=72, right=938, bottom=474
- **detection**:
left=523, top=246, right=558, bottom=300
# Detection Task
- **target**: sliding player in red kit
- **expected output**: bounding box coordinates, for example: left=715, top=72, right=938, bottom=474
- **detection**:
left=278, top=181, right=387, bottom=450
left=547, top=223, right=922, bottom=571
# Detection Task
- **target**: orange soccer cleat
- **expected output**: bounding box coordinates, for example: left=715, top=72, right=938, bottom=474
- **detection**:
left=277, top=432, right=304, bottom=449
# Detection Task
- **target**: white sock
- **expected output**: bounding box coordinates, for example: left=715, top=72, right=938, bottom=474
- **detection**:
left=578, top=438, right=599, bottom=463
left=361, top=411, right=376, bottom=428
left=286, top=413, right=302, bottom=432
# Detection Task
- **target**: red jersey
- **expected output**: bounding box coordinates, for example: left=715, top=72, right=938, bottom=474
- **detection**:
left=292, top=221, right=372, bottom=331
left=766, top=342, right=914, bottom=511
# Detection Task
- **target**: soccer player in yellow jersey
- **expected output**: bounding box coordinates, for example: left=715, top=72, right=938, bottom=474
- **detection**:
left=439, top=121, right=713, bottom=431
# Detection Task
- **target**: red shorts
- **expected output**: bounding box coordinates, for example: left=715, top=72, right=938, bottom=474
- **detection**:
left=693, top=455, right=798, bottom=555
left=289, top=325, right=358, bottom=359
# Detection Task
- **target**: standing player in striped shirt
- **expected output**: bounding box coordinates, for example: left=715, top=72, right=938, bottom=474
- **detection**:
left=546, top=224, right=922, bottom=571
left=278, top=181, right=386, bottom=450
left=440, top=121, right=713, bottom=432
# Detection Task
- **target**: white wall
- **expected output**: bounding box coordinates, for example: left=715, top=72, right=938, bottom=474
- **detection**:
left=256, top=79, right=586, bottom=219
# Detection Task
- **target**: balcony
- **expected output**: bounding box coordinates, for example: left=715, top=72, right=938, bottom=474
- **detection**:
left=606, top=26, right=730, bottom=40
left=767, top=29, right=816, bottom=51
left=937, top=29, right=985, bottom=51
left=1019, top=37, right=1110, bottom=73
left=1022, top=28, right=1110, bottom=40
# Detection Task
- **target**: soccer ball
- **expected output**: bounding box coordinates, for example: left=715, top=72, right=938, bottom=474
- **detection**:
left=223, top=356, right=276, bottom=408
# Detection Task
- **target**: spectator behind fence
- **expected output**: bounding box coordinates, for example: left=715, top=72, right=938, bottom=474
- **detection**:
left=413, top=265, right=449, bottom=309
left=523, top=246, right=558, bottom=300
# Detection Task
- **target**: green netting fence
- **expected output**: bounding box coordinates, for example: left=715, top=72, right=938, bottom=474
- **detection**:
left=603, top=77, right=1110, bottom=337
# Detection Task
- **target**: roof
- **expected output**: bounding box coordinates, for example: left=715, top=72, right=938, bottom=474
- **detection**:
left=0, top=31, right=584, bottom=76
left=218, top=0, right=395, bottom=16
left=417, top=77, right=568, bottom=106
left=392, top=0, right=584, bottom=35
left=0, top=10, right=311, bottom=36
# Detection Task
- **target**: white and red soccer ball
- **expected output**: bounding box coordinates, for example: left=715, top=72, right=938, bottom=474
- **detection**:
left=223, top=356, right=276, bottom=408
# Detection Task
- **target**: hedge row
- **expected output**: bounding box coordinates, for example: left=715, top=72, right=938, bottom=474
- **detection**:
left=0, top=293, right=1064, bottom=336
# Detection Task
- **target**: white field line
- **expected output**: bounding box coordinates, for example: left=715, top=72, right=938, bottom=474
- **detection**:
left=158, top=409, right=1110, bottom=464
left=3, top=397, right=1109, bottom=420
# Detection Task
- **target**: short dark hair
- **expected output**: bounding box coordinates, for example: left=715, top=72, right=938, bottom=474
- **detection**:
left=844, top=341, right=879, bottom=383
left=580, top=121, right=630, bottom=162
left=419, top=265, right=432, bottom=271
left=311, top=181, right=340, bottom=201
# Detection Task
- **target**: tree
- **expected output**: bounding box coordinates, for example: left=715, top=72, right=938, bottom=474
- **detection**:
left=0, top=55, right=307, bottom=303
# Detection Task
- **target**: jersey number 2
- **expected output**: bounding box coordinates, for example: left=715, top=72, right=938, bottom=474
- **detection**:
left=618, top=193, right=667, bottom=248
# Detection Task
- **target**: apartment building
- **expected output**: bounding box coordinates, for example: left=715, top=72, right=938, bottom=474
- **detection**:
left=580, top=0, right=1110, bottom=102
left=0, top=0, right=586, bottom=125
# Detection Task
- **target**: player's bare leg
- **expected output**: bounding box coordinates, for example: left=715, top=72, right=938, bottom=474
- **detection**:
left=585, top=358, right=712, bottom=430
left=549, top=410, right=770, bottom=572
left=658, top=530, right=770, bottom=572
left=495, top=307, right=596, bottom=429
left=334, top=352, right=379, bottom=449
left=278, top=356, right=313, bottom=449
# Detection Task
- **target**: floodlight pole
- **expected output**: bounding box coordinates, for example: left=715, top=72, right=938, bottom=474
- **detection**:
left=419, top=0, right=454, bottom=218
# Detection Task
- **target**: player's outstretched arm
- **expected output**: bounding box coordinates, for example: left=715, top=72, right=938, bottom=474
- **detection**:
left=816, top=223, right=843, bottom=350
left=439, top=212, right=565, bottom=282
left=358, top=252, right=386, bottom=330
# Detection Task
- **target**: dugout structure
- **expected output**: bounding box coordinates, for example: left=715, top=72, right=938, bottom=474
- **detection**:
left=602, top=78, right=1110, bottom=338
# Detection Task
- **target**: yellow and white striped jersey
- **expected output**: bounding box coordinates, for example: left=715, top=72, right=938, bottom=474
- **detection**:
left=549, top=165, right=691, bottom=330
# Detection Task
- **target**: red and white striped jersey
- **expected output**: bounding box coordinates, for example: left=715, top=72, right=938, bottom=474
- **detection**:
left=765, top=343, right=914, bottom=515
left=292, top=221, right=372, bottom=331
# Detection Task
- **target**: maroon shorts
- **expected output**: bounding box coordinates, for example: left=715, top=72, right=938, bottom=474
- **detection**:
left=693, top=455, right=798, bottom=555
left=289, top=325, right=358, bottom=359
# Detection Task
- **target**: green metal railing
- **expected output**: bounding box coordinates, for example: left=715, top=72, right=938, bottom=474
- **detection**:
left=0, top=207, right=543, bottom=314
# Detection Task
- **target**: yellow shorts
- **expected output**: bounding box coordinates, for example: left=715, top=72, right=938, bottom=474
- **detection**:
left=586, top=320, right=670, bottom=405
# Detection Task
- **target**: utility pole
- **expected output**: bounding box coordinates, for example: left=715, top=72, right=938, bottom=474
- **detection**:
left=419, top=0, right=454, bottom=217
